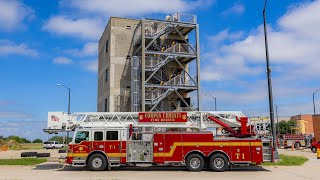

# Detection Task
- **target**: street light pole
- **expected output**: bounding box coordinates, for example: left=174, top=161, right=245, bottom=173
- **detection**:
left=215, top=97, right=217, bottom=111
left=313, top=89, right=320, bottom=114
left=263, top=0, right=278, bottom=161
left=205, top=94, right=217, bottom=111
left=57, top=83, right=71, bottom=143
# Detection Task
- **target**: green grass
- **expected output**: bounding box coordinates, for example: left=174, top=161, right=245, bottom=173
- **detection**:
left=263, top=154, right=308, bottom=166
left=9, top=143, right=43, bottom=150
left=0, top=158, right=47, bottom=166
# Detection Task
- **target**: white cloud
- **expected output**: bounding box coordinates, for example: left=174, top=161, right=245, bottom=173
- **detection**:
left=43, top=16, right=104, bottom=40
left=63, top=0, right=213, bottom=16
left=81, top=60, right=98, bottom=72
left=0, top=101, right=12, bottom=106
left=201, top=1, right=320, bottom=116
left=205, top=0, right=320, bottom=81
left=278, top=1, right=320, bottom=40
left=53, top=57, right=74, bottom=65
left=66, top=42, right=98, bottom=57
left=0, top=111, right=32, bottom=119
left=0, top=40, right=38, bottom=57
left=44, top=0, right=214, bottom=40
left=221, top=3, right=245, bottom=16
left=201, top=54, right=262, bottom=81
left=0, top=0, right=34, bottom=31
left=0, top=119, right=47, bottom=140
left=208, top=29, right=243, bottom=46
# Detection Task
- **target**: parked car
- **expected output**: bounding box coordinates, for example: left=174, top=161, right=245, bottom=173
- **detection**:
left=43, top=141, right=64, bottom=149
left=310, top=141, right=320, bottom=153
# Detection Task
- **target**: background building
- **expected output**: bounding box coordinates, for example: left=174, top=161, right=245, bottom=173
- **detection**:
left=290, top=114, right=314, bottom=135
left=98, top=14, right=200, bottom=112
left=290, top=114, right=320, bottom=141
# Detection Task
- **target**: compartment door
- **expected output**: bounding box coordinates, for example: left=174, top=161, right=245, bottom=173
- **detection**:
left=230, top=141, right=251, bottom=162
left=164, top=133, right=182, bottom=162
left=153, top=134, right=165, bottom=163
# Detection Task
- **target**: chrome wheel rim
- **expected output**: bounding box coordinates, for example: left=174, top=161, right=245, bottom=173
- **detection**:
left=213, top=158, right=224, bottom=169
left=190, top=158, right=201, bottom=169
left=92, top=157, right=102, bottom=168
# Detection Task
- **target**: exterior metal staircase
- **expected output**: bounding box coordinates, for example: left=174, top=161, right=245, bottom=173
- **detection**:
left=145, top=56, right=172, bottom=72
left=145, top=88, right=174, bottom=105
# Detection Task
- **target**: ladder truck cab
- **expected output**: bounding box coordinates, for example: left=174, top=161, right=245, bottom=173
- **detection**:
left=44, top=111, right=272, bottom=172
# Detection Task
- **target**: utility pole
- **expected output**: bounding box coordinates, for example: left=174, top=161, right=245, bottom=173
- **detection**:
left=263, top=0, right=278, bottom=161
left=276, top=104, right=279, bottom=135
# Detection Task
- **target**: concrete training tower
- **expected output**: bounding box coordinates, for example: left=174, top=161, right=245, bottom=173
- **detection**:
left=98, top=13, right=200, bottom=112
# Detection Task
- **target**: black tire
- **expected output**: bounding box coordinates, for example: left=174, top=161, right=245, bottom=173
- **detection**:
left=294, top=142, right=301, bottom=150
left=311, top=146, right=317, bottom=153
left=88, top=154, right=107, bottom=171
left=209, top=154, right=229, bottom=172
left=21, top=152, right=37, bottom=157
left=58, top=149, right=67, bottom=153
left=37, top=153, right=50, bottom=157
left=186, top=154, right=205, bottom=172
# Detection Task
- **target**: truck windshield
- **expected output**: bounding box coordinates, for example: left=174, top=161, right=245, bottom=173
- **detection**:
left=75, top=131, right=89, bottom=143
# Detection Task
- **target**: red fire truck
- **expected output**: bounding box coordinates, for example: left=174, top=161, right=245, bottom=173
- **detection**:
left=278, top=134, right=306, bottom=149
left=45, top=111, right=272, bottom=172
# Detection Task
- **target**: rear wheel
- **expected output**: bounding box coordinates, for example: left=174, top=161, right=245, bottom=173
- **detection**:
left=294, top=142, right=301, bottom=150
left=88, top=154, right=107, bottom=171
left=186, top=154, right=204, bottom=172
left=209, top=154, right=229, bottom=172
left=311, top=146, right=317, bottom=153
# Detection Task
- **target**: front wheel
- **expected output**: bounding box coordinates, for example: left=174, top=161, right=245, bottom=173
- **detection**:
left=186, top=154, right=205, bottom=172
left=311, top=146, right=317, bottom=153
left=209, top=154, right=229, bottom=172
left=88, top=154, right=107, bottom=171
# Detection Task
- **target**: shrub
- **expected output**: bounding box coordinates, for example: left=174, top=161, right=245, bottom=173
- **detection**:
left=33, top=139, right=43, bottom=143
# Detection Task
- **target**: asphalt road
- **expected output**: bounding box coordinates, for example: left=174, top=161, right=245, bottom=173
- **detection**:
left=0, top=149, right=319, bottom=180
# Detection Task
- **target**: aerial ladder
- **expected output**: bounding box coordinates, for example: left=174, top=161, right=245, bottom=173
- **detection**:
left=45, top=111, right=255, bottom=138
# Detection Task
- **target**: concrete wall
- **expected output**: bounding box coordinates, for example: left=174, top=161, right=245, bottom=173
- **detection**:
left=97, top=17, right=140, bottom=112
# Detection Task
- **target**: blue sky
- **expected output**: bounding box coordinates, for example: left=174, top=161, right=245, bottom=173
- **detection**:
left=0, top=0, right=319, bottom=140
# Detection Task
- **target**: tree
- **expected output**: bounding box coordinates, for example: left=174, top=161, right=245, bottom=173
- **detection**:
left=33, top=139, right=43, bottom=143
left=276, top=120, right=297, bottom=134
left=48, top=136, right=72, bottom=144
left=21, top=138, right=31, bottom=143
left=48, top=136, right=63, bottom=144
left=5, top=136, right=31, bottom=143
left=6, top=135, right=24, bottom=143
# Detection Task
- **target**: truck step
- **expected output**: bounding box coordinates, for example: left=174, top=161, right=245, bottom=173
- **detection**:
left=72, top=160, right=86, bottom=167
left=109, top=160, right=121, bottom=167
left=136, top=163, right=153, bottom=167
